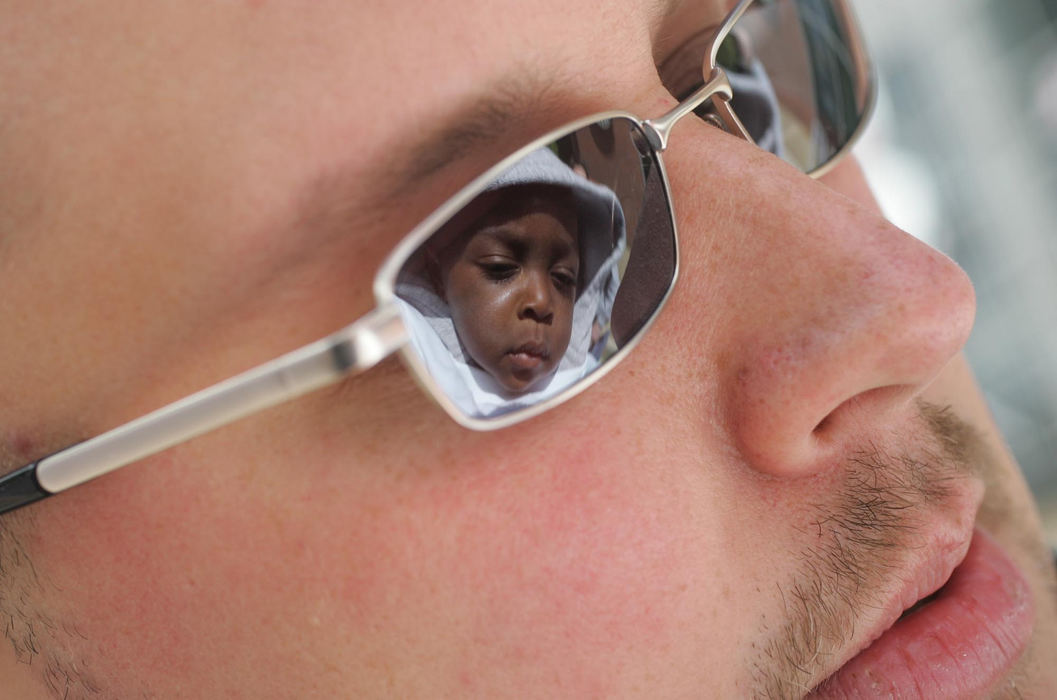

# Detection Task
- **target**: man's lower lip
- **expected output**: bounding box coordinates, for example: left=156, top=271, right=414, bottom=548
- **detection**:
left=810, top=528, right=1034, bottom=697
left=507, top=352, right=544, bottom=370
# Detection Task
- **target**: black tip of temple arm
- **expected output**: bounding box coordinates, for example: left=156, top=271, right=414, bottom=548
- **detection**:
left=0, top=461, right=52, bottom=515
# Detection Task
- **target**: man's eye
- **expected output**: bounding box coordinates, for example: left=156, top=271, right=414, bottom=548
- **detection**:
left=479, top=260, right=518, bottom=281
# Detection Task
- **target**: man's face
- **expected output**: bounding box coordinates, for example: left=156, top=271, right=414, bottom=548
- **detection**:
left=2, top=1, right=1056, bottom=698
left=442, top=188, right=580, bottom=393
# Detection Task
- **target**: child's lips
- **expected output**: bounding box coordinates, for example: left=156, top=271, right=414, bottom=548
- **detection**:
left=507, top=342, right=549, bottom=370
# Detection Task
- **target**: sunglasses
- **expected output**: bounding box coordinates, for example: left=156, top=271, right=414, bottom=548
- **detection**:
left=0, top=0, right=874, bottom=514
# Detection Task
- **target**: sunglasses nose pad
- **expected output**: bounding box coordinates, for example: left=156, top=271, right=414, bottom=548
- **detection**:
left=695, top=107, right=732, bottom=132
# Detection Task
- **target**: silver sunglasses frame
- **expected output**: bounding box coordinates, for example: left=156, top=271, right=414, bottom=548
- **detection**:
left=375, top=114, right=681, bottom=431
left=694, top=0, right=876, bottom=177
left=0, top=0, right=874, bottom=513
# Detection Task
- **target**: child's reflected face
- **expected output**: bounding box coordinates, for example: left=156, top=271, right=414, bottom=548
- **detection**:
left=442, top=188, right=580, bottom=393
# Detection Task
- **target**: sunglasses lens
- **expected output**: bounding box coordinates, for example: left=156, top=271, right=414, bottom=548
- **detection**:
left=660, top=0, right=872, bottom=174
left=724, top=0, right=873, bottom=172
left=393, top=118, right=676, bottom=423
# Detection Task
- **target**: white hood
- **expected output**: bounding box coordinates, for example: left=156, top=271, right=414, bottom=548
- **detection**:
left=395, top=146, right=627, bottom=419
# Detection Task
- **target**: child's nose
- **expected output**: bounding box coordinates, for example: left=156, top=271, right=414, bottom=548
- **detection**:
left=517, top=269, right=554, bottom=324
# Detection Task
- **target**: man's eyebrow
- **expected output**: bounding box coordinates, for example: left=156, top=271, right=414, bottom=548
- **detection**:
left=386, top=75, right=562, bottom=193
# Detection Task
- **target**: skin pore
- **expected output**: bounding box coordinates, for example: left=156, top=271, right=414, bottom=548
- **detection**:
left=438, top=186, right=581, bottom=393
left=1, top=0, right=1055, bottom=698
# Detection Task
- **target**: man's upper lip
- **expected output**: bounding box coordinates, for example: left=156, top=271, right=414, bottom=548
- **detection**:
left=818, top=483, right=984, bottom=686
left=846, top=526, right=974, bottom=662
left=509, top=341, right=548, bottom=358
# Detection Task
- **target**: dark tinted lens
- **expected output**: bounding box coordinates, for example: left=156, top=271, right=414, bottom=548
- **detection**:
left=727, top=0, right=871, bottom=172
left=394, top=118, right=676, bottom=421
left=660, top=0, right=872, bottom=173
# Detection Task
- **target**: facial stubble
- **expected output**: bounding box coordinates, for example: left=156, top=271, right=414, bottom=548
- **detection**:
left=751, top=402, right=989, bottom=698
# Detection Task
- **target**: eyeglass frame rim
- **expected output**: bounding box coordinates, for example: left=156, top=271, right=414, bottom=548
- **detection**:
left=697, top=0, right=877, bottom=178
left=0, top=0, right=876, bottom=513
left=377, top=113, right=681, bottom=432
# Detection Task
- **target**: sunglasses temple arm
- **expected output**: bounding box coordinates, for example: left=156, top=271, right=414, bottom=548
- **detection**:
left=0, top=304, right=407, bottom=515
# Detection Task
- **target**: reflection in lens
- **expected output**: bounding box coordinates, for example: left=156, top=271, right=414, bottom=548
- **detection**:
left=724, top=0, right=871, bottom=172
left=394, top=118, right=676, bottom=420
left=658, top=0, right=871, bottom=174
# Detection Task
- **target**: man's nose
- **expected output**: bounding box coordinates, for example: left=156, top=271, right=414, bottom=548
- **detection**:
left=663, top=129, right=975, bottom=478
left=517, top=269, right=554, bottom=324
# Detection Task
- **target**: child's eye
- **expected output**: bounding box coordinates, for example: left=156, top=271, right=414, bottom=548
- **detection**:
left=478, top=259, right=519, bottom=281
left=551, top=268, right=577, bottom=292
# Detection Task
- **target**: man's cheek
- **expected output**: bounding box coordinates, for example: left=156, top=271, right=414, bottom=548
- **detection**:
left=20, top=453, right=293, bottom=684
left=21, top=425, right=713, bottom=692
left=385, top=438, right=695, bottom=672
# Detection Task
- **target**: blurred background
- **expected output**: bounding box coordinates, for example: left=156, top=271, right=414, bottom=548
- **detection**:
left=848, top=0, right=1057, bottom=540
